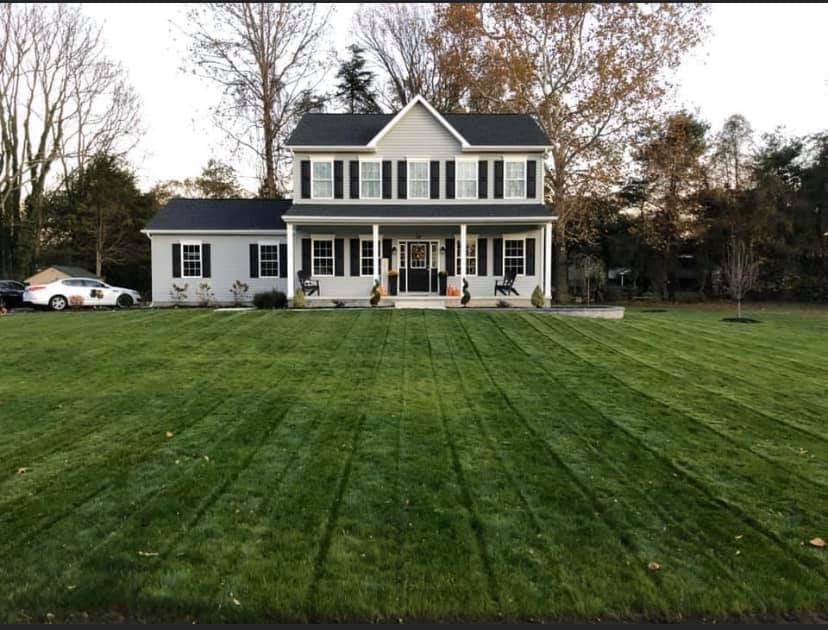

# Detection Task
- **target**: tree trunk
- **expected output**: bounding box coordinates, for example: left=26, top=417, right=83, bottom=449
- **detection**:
left=553, top=222, right=569, bottom=303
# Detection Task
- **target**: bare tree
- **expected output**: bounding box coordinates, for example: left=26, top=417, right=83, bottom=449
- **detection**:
left=0, top=3, right=141, bottom=276
left=723, top=236, right=760, bottom=319
left=183, top=3, right=331, bottom=197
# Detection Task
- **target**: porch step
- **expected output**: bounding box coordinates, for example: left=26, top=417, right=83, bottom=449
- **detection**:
left=394, top=299, right=445, bottom=310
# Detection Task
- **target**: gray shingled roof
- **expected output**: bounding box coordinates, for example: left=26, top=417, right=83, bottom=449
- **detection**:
left=283, top=204, right=555, bottom=219
left=144, top=198, right=291, bottom=231
left=286, top=113, right=550, bottom=147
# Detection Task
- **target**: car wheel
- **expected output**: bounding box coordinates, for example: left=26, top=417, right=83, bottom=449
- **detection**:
left=116, top=294, right=133, bottom=309
left=49, top=295, right=68, bottom=311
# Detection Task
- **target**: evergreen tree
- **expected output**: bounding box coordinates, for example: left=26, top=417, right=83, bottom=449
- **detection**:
left=334, top=45, right=382, bottom=114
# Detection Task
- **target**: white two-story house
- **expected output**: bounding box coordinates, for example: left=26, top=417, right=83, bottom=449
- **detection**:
left=143, top=95, right=556, bottom=305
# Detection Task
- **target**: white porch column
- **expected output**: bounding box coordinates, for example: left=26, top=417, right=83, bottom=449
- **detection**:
left=544, top=222, right=553, bottom=300
left=372, top=223, right=380, bottom=282
left=460, top=223, right=467, bottom=280
left=286, top=223, right=295, bottom=298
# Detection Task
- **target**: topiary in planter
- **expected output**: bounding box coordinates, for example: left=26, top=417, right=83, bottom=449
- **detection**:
left=369, top=279, right=381, bottom=306
left=461, top=278, right=471, bottom=307
left=531, top=285, right=545, bottom=308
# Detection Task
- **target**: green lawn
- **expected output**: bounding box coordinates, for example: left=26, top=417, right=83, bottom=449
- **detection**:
left=1, top=306, right=826, bottom=622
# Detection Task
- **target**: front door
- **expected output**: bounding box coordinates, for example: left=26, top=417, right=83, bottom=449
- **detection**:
left=407, top=242, right=430, bottom=292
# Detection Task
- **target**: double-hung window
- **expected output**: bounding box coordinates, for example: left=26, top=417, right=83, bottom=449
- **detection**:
left=456, top=160, right=478, bottom=199
left=504, top=159, right=526, bottom=199
left=312, top=238, right=334, bottom=276
left=455, top=236, right=477, bottom=276
left=259, top=243, right=279, bottom=277
left=360, top=239, right=374, bottom=276
left=408, top=160, right=429, bottom=199
left=504, top=239, right=525, bottom=275
left=311, top=160, right=333, bottom=199
left=360, top=160, right=381, bottom=199
left=182, top=242, right=202, bottom=278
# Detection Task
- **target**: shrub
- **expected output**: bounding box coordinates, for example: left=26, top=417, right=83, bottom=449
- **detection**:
left=461, top=278, right=471, bottom=307
left=369, top=279, right=381, bottom=306
left=332, top=299, right=346, bottom=308
left=253, top=290, right=288, bottom=309
left=229, top=280, right=250, bottom=306
left=496, top=300, right=511, bottom=308
left=531, top=285, right=545, bottom=308
left=196, top=282, right=215, bottom=307
left=293, top=288, right=305, bottom=308
left=170, top=283, right=188, bottom=305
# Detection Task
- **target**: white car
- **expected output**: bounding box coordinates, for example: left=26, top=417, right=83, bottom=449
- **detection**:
left=24, top=278, right=142, bottom=311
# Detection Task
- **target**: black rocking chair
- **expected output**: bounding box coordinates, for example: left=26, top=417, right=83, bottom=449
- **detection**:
left=494, top=270, right=519, bottom=296
left=297, top=269, right=320, bottom=296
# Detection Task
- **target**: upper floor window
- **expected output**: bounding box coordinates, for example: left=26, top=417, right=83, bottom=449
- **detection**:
left=408, top=160, right=429, bottom=199
left=182, top=242, right=202, bottom=278
left=311, top=160, right=333, bottom=199
left=456, top=160, right=478, bottom=199
left=360, top=160, right=381, bottom=199
left=259, top=243, right=279, bottom=278
left=504, top=159, right=526, bottom=199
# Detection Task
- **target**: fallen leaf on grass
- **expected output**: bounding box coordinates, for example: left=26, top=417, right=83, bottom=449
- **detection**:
left=138, top=551, right=159, bottom=557
left=165, top=431, right=174, bottom=438
left=734, top=534, right=743, bottom=540
left=232, top=597, right=241, bottom=607
left=16, top=467, right=29, bottom=475
left=203, top=455, right=210, bottom=462
left=809, top=537, right=826, bottom=548
left=647, top=561, right=661, bottom=571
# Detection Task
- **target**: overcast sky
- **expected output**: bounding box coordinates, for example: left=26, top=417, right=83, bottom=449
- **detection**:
left=82, top=2, right=828, bottom=192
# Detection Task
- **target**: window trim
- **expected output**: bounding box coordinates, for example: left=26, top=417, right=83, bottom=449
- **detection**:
left=311, top=158, right=334, bottom=200
left=503, top=236, right=526, bottom=277
left=311, top=236, right=334, bottom=277
left=407, top=159, right=430, bottom=200
left=181, top=240, right=203, bottom=279
left=454, top=234, right=478, bottom=277
left=504, top=157, right=527, bottom=200
left=258, top=241, right=280, bottom=278
left=455, top=158, right=478, bottom=200
left=359, top=158, right=382, bottom=200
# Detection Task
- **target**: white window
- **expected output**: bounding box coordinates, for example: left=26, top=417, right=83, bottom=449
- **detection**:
left=259, top=243, right=279, bottom=278
left=408, top=160, right=429, bottom=199
left=504, top=239, right=525, bottom=275
left=504, top=159, right=526, bottom=199
left=456, top=160, right=478, bottom=199
left=360, top=160, right=381, bottom=199
left=311, top=160, right=333, bottom=199
left=312, top=239, right=334, bottom=276
left=455, top=236, right=477, bottom=276
left=181, top=242, right=202, bottom=278
left=360, top=239, right=374, bottom=276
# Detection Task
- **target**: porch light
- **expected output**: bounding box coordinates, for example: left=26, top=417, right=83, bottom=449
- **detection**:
left=440, top=245, right=446, bottom=254
left=391, top=246, right=397, bottom=254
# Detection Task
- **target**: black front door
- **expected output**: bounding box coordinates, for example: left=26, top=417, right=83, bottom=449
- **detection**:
left=407, top=242, right=429, bottom=292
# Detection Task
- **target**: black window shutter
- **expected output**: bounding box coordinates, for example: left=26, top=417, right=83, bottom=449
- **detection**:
left=493, top=238, right=503, bottom=276
left=349, top=161, right=359, bottom=199
left=300, top=160, right=311, bottom=199
left=382, top=161, right=392, bottom=199
left=349, top=238, right=360, bottom=276
left=382, top=238, right=392, bottom=262
left=478, top=160, right=488, bottom=199
left=445, top=238, right=455, bottom=276
left=334, top=238, right=344, bottom=276
left=430, top=160, right=440, bottom=199
left=301, top=238, right=311, bottom=274
left=334, top=161, right=344, bottom=199
left=397, top=160, right=407, bottom=199
left=172, top=243, right=181, bottom=278
left=249, top=243, right=259, bottom=278
left=526, top=160, right=537, bottom=199
left=478, top=238, right=488, bottom=277
left=445, top=160, right=455, bottom=199
left=279, top=243, right=287, bottom=278
left=494, top=160, right=504, bottom=199
left=201, top=244, right=211, bottom=278
left=525, top=238, right=536, bottom=275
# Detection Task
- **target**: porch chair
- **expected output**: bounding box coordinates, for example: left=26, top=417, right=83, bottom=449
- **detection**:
left=297, top=269, right=320, bottom=296
left=494, top=270, right=519, bottom=296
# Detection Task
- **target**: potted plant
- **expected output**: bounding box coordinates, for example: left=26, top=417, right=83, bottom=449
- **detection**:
left=388, top=269, right=399, bottom=296
left=438, top=270, right=448, bottom=296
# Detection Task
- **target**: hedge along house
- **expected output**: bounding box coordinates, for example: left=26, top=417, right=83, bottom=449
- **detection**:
left=143, top=95, right=556, bottom=305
